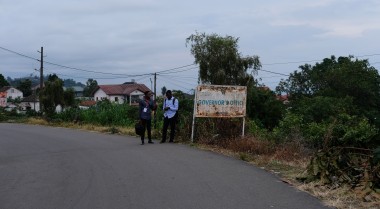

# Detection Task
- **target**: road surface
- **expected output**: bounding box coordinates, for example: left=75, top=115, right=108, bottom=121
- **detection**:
left=0, top=123, right=332, bottom=209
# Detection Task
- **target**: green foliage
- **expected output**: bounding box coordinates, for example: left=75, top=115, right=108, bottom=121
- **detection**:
left=17, top=79, right=32, bottom=97
left=273, top=111, right=378, bottom=149
left=272, top=112, right=303, bottom=143
left=186, top=31, right=261, bottom=86
left=0, top=74, right=9, bottom=87
left=303, top=122, right=330, bottom=148
left=374, top=147, right=380, bottom=164
left=83, top=79, right=98, bottom=97
left=292, top=96, right=356, bottom=123
left=161, top=86, right=167, bottom=96
left=63, top=88, right=76, bottom=107
left=331, top=114, right=378, bottom=147
left=247, top=87, right=285, bottom=130
left=0, top=108, right=6, bottom=121
left=63, top=78, right=84, bottom=87
left=55, top=100, right=138, bottom=126
left=276, top=56, right=380, bottom=123
left=246, top=119, right=270, bottom=139
left=39, top=74, right=64, bottom=117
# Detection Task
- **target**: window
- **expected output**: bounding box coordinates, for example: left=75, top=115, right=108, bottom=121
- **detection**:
left=131, top=95, right=140, bottom=103
left=115, top=97, right=118, bottom=102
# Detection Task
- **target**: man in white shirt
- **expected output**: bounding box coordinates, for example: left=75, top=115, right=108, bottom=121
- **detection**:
left=161, top=90, right=179, bottom=143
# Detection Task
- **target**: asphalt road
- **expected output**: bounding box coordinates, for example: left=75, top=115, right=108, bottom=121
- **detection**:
left=0, top=123, right=332, bottom=209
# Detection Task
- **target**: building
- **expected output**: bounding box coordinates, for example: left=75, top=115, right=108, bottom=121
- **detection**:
left=63, top=86, right=84, bottom=97
left=20, top=94, right=40, bottom=112
left=0, top=86, right=23, bottom=107
left=93, top=83, right=151, bottom=105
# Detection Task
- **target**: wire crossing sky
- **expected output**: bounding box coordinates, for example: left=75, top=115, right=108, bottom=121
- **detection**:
left=1, top=0, right=380, bottom=92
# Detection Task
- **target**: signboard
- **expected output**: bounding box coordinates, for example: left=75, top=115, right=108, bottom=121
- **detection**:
left=194, top=85, right=247, bottom=118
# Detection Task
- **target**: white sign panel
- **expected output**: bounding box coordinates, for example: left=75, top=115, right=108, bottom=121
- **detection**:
left=194, top=85, right=247, bottom=118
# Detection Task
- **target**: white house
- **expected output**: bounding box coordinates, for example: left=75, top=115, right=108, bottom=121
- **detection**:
left=20, top=94, right=40, bottom=112
left=0, top=86, right=23, bottom=107
left=93, top=83, right=151, bottom=105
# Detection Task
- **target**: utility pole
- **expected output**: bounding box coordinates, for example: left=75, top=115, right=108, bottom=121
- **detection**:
left=39, top=47, right=43, bottom=89
left=38, top=47, right=44, bottom=113
left=153, top=72, right=157, bottom=129
left=154, top=72, right=157, bottom=100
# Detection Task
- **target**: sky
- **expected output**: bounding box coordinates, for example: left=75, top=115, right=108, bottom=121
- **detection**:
left=1, top=0, right=380, bottom=94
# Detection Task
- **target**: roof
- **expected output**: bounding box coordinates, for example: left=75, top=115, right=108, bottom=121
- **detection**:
left=80, top=100, right=97, bottom=107
left=21, top=94, right=39, bottom=102
left=96, top=84, right=150, bottom=96
left=276, top=94, right=289, bottom=101
left=0, top=86, right=12, bottom=92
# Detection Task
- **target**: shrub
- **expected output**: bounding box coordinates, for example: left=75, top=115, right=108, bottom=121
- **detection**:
left=272, top=112, right=304, bottom=143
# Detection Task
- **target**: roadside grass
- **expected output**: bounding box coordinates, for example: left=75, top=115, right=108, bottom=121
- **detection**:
left=11, top=118, right=380, bottom=209
left=195, top=136, right=380, bottom=209
left=23, top=117, right=138, bottom=136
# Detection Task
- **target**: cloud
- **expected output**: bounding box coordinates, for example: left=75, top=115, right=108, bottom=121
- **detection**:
left=255, top=0, right=380, bottom=38
left=1, top=0, right=380, bottom=92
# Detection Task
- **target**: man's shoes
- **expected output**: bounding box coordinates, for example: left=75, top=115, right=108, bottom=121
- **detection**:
left=148, top=141, right=154, bottom=144
left=160, top=140, right=166, bottom=144
left=169, top=140, right=174, bottom=143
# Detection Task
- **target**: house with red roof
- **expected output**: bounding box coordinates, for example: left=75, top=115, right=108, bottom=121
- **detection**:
left=93, top=82, right=151, bottom=105
left=0, top=86, right=23, bottom=107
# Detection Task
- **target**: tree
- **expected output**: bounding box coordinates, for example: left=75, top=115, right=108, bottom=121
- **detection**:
left=247, top=87, right=285, bottom=130
left=83, top=78, right=98, bottom=97
left=63, top=88, right=76, bottom=107
left=161, top=86, right=167, bottom=96
left=276, top=56, right=380, bottom=121
left=186, top=32, right=261, bottom=86
left=17, top=79, right=32, bottom=97
left=63, top=78, right=84, bottom=87
left=0, top=74, right=9, bottom=87
left=39, top=74, right=64, bottom=116
left=274, top=55, right=380, bottom=148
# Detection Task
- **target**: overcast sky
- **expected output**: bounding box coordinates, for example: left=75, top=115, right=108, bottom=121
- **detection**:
left=1, top=0, right=380, bottom=94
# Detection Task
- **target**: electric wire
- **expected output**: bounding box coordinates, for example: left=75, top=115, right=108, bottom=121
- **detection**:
left=2, top=45, right=380, bottom=84
left=158, top=74, right=198, bottom=87
left=158, top=76, right=194, bottom=92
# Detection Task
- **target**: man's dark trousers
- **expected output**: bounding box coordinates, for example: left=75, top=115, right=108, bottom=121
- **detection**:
left=162, top=116, right=176, bottom=142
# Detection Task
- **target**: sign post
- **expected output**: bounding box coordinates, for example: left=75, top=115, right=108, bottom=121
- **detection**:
left=191, top=85, right=247, bottom=142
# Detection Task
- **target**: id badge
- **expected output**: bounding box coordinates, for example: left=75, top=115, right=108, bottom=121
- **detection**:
left=143, top=108, right=148, bottom=112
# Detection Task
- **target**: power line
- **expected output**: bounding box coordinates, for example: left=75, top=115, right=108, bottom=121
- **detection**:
left=158, top=76, right=194, bottom=92
left=261, top=53, right=380, bottom=66
left=43, top=61, right=153, bottom=77
left=258, top=69, right=288, bottom=76
left=0, top=46, right=39, bottom=61
left=157, top=66, right=198, bottom=75
left=0, top=46, right=153, bottom=77
left=158, top=74, right=198, bottom=87
left=155, top=63, right=197, bottom=74
left=2, top=45, right=380, bottom=80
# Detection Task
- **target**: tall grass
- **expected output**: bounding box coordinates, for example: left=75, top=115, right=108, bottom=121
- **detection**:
left=55, top=101, right=138, bottom=126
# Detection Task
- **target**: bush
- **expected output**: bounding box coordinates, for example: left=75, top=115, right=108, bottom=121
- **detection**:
left=55, top=101, right=138, bottom=127
left=272, top=112, right=304, bottom=143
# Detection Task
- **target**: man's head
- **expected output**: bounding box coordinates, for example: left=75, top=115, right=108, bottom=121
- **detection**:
left=144, top=91, right=152, bottom=98
left=165, top=90, right=172, bottom=99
